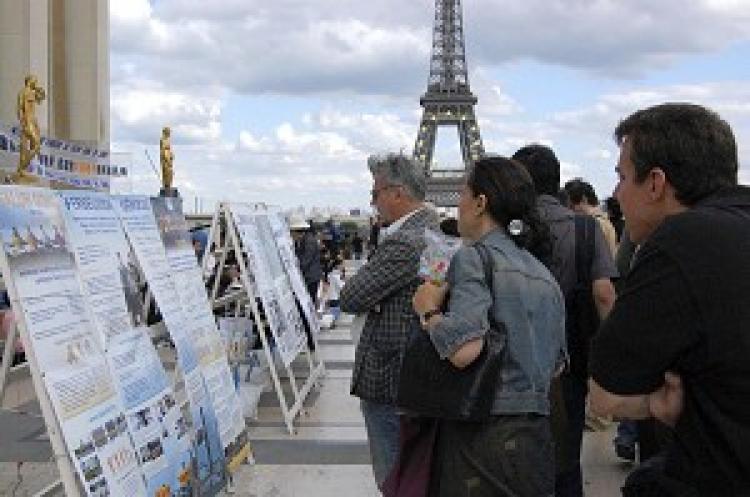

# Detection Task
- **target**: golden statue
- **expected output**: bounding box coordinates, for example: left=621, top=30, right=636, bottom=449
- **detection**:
left=16, top=75, right=46, bottom=177
left=160, top=126, right=174, bottom=191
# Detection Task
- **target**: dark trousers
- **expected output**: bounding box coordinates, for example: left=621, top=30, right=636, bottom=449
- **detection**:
left=637, top=419, right=674, bottom=462
left=554, top=374, right=587, bottom=497
left=430, top=415, right=554, bottom=497
left=306, top=280, right=320, bottom=306
left=622, top=454, right=699, bottom=497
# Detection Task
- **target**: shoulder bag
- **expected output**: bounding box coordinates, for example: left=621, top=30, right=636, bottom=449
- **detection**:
left=396, top=243, right=505, bottom=421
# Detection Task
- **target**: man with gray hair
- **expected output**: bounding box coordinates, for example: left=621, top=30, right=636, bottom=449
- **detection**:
left=340, top=153, right=439, bottom=488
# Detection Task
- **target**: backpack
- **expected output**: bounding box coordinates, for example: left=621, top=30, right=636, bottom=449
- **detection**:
left=566, top=214, right=600, bottom=378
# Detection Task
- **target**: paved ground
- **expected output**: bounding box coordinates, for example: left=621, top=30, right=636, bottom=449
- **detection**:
left=1, top=317, right=632, bottom=496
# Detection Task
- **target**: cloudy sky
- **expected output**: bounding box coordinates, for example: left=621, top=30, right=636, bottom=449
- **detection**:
left=110, top=0, right=750, bottom=212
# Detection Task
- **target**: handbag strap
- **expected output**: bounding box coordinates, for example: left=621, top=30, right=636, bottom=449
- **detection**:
left=573, top=214, right=596, bottom=287
left=473, top=242, right=500, bottom=331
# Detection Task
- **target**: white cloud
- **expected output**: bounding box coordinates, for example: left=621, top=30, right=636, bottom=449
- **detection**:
left=560, top=161, right=583, bottom=184
left=108, top=1, right=750, bottom=208
left=110, top=0, right=750, bottom=101
left=111, top=82, right=223, bottom=145
left=468, top=0, right=750, bottom=77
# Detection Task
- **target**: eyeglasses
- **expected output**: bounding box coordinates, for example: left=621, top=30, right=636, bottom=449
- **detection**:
left=370, top=184, right=401, bottom=200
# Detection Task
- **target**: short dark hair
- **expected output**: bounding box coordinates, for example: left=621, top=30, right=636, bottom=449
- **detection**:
left=439, top=218, right=459, bottom=237
left=467, top=156, right=552, bottom=266
left=511, top=144, right=561, bottom=196
left=604, top=196, right=622, bottom=220
left=614, top=103, right=738, bottom=205
left=563, top=178, right=598, bottom=206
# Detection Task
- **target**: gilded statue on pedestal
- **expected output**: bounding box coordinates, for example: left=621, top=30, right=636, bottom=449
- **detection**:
left=160, top=126, right=174, bottom=191
left=16, top=75, right=46, bottom=177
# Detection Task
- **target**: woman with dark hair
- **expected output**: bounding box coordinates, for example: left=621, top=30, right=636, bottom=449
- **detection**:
left=412, top=156, right=566, bottom=496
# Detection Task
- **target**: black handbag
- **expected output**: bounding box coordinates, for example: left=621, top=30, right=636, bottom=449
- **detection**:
left=396, top=243, right=506, bottom=421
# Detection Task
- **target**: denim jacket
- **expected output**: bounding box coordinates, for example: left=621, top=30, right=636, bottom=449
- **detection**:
left=429, top=228, right=567, bottom=415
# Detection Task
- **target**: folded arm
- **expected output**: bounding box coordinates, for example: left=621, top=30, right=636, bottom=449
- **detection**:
left=340, top=238, right=419, bottom=313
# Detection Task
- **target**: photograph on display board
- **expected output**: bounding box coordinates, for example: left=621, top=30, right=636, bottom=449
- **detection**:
left=152, top=196, right=192, bottom=253
left=0, top=195, right=74, bottom=270
left=130, top=406, right=155, bottom=432
left=115, top=237, right=146, bottom=328
left=65, top=336, right=97, bottom=367
left=88, top=476, right=109, bottom=497
left=174, top=414, right=189, bottom=440
left=81, top=454, right=103, bottom=482
left=255, top=216, right=286, bottom=281
left=138, top=438, right=165, bottom=465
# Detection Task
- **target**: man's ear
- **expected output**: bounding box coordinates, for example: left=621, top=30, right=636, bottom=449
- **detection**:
left=649, top=168, right=668, bottom=201
left=476, top=193, right=488, bottom=216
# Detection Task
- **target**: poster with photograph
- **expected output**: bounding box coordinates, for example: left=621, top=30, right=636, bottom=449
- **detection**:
left=58, top=190, right=194, bottom=496
left=0, top=186, right=146, bottom=497
left=230, top=203, right=306, bottom=367
left=109, top=332, right=193, bottom=496
left=151, top=196, right=245, bottom=448
left=113, top=195, right=226, bottom=496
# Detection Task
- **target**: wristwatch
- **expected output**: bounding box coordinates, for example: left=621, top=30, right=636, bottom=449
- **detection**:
left=421, top=308, right=442, bottom=322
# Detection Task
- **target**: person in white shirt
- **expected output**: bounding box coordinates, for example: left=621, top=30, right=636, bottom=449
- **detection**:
left=324, top=264, right=345, bottom=326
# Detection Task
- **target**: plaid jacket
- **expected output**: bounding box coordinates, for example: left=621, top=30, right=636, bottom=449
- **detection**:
left=341, top=207, right=439, bottom=404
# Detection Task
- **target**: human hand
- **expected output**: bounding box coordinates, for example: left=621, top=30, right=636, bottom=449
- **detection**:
left=648, top=372, right=684, bottom=427
left=412, top=281, right=448, bottom=316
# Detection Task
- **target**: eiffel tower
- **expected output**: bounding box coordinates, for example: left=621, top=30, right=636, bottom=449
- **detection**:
left=414, top=0, right=484, bottom=207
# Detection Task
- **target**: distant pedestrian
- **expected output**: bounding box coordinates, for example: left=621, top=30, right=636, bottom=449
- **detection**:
left=352, top=232, right=364, bottom=260
left=368, top=216, right=380, bottom=252
left=291, top=217, right=322, bottom=306
left=564, top=178, right=618, bottom=256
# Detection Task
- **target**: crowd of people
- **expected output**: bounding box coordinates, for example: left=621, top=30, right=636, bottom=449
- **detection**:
left=333, top=102, right=750, bottom=497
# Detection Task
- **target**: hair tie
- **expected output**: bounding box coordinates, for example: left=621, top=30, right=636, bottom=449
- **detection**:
left=507, top=219, right=524, bottom=236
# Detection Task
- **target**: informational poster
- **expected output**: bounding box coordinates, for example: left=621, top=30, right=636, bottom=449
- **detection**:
left=230, top=203, right=306, bottom=367
left=0, top=186, right=146, bottom=497
left=58, top=191, right=193, bottom=496
left=267, top=210, right=320, bottom=338
left=151, top=197, right=246, bottom=449
left=113, top=195, right=226, bottom=497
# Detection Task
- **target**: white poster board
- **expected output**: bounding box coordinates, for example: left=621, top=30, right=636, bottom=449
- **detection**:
left=150, top=196, right=245, bottom=448
left=205, top=202, right=325, bottom=435
left=112, top=195, right=227, bottom=496
left=0, top=186, right=147, bottom=497
left=58, top=191, right=193, bottom=496
left=230, top=204, right=306, bottom=367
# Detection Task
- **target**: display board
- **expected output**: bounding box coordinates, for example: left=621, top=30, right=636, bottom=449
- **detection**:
left=150, top=196, right=246, bottom=447
left=204, top=202, right=325, bottom=434
left=230, top=203, right=307, bottom=367
left=112, top=195, right=230, bottom=496
left=0, top=187, right=251, bottom=496
left=0, top=186, right=147, bottom=497
left=59, top=191, right=193, bottom=496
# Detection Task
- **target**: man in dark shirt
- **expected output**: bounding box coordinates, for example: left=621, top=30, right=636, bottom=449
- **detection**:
left=513, top=144, right=617, bottom=497
left=590, top=103, right=750, bottom=496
